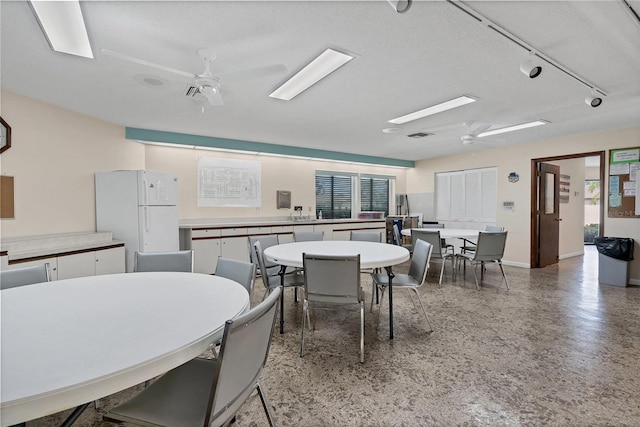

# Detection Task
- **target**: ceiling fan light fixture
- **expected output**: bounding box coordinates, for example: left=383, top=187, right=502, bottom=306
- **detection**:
left=478, top=120, right=548, bottom=138
left=388, top=95, right=477, bottom=125
left=269, top=48, right=355, bottom=101
left=29, top=0, right=93, bottom=59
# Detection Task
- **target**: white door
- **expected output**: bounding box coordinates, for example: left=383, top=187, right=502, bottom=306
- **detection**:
left=138, top=171, right=178, bottom=206
left=138, top=206, right=179, bottom=252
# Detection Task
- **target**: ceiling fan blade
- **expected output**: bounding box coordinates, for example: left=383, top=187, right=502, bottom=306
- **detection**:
left=473, top=123, right=492, bottom=135
left=200, top=86, right=224, bottom=106
left=220, top=63, right=287, bottom=83
left=101, top=49, right=196, bottom=80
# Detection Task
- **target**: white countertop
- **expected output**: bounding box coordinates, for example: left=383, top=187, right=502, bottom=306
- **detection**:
left=179, top=217, right=384, bottom=228
left=0, top=232, right=124, bottom=262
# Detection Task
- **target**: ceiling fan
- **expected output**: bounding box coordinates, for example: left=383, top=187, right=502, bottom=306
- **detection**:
left=460, top=121, right=492, bottom=145
left=102, top=47, right=286, bottom=107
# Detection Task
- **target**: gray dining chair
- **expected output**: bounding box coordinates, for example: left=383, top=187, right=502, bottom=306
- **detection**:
left=0, top=263, right=51, bottom=290
left=293, top=231, right=324, bottom=242
left=248, top=235, right=281, bottom=277
left=254, top=240, right=304, bottom=334
left=301, top=253, right=364, bottom=363
left=103, top=287, right=281, bottom=427
left=460, top=225, right=505, bottom=254
left=392, top=223, right=412, bottom=251
left=134, top=250, right=194, bottom=273
left=214, top=257, right=257, bottom=299
left=456, top=231, right=509, bottom=290
left=426, top=223, right=454, bottom=253
left=371, top=239, right=434, bottom=331
left=411, top=229, right=453, bottom=287
left=349, top=230, right=382, bottom=242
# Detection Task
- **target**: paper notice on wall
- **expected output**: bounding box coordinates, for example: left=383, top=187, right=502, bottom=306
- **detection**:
left=637, top=169, right=640, bottom=215
left=609, top=193, right=622, bottom=208
left=197, top=157, right=262, bottom=207
left=630, top=162, right=640, bottom=180
left=610, top=163, right=630, bottom=175
left=609, top=175, right=619, bottom=193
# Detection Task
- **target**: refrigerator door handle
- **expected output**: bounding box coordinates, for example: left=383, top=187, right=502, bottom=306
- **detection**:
left=144, top=206, right=150, bottom=233
left=142, top=178, right=149, bottom=205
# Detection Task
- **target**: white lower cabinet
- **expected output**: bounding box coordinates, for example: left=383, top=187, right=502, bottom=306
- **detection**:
left=5, top=246, right=125, bottom=281
left=57, top=252, right=97, bottom=280
left=58, top=246, right=126, bottom=280
left=192, top=238, right=221, bottom=275
left=95, top=246, right=126, bottom=275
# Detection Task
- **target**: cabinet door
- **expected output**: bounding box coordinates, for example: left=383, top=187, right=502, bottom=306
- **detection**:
left=57, top=252, right=96, bottom=280
left=191, top=239, right=221, bottom=274
left=221, top=236, right=250, bottom=262
left=95, top=246, right=125, bottom=275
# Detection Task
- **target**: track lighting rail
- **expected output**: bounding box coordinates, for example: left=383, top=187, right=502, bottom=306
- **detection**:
left=447, top=0, right=608, bottom=97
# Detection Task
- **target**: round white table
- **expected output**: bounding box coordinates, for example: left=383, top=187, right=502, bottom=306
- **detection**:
left=264, top=241, right=409, bottom=339
left=401, top=227, right=481, bottom=240
left=0, top=272, right=250, bottom=427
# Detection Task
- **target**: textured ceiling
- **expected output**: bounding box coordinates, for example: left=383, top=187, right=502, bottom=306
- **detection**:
left=1, top=0, right=639, bottom=162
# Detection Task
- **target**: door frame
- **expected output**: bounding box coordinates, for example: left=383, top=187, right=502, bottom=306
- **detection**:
left=530, top=151, right=605, bottom=268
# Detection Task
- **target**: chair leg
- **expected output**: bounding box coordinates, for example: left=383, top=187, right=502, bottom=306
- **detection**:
left=498, top=261, right=510, bottom=290
left=410, top=288, right=433, bottom=332
left=256, top=383, right=276, bottom=427
left=359, top=301, right=364, bottom=364
left=370, top=282, right=376, bottom=313
left=438, top=260, right=445, bottom=287
left=377, top=287, right=387, bottom=327
left=471, top=262, right=480, bottom=290
left=300, top=300, right=308, bottom=357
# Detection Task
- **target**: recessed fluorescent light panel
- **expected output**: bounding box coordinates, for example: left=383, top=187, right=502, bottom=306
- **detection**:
left=29, top=0, right=93, bottom=58
left=478, top=120, right=548, bottom=137
left=388, top=95, right=476, bottom=125
left=269, top=48, right=354, bottom=101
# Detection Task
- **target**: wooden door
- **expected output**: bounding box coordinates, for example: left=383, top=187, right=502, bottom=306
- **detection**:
left=537, top=162, right=560, bottom=267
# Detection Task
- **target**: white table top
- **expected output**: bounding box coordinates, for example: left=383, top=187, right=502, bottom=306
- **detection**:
left=264, top=240, right=410, bottom=269
left=401, top=228, right=481, bottom=239
left=0, top=272, right=250, bottom=426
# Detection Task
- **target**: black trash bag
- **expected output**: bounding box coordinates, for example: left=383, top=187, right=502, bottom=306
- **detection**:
left=593, top=237, right=635, bottom=261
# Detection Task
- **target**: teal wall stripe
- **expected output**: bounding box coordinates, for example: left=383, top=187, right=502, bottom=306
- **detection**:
left=125, top=127, right=414, bottom=168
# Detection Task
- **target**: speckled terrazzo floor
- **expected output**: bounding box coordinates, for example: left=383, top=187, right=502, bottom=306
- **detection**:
left=25, top=246, right=640, bottom=426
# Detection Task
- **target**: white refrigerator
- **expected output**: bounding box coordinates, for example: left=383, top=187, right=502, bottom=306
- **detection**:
left=95, top=170, right=179, bottom=272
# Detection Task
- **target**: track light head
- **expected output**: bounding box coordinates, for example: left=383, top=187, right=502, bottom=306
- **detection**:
left=520, top=59, right=542, bottom=79
left=387, top=0, right=412, bottom=13
left=585, top=94, right=603, bottom=108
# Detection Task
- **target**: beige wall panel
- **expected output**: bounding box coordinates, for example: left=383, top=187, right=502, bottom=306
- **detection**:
left=0, top=91, right=145, bottom=238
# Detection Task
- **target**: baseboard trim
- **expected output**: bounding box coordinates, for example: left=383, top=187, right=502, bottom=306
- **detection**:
left=559, top=251, right=584, bottom=260
left=502, top=260, right=530, bottom=268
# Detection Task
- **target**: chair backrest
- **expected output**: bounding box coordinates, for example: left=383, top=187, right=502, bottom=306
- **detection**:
left=214, top=257, right=257, bottom=297
left=1, top=263, right=51, bottom=290
left=392, top=223, right=402, bottom=246
left=253, top=240, right=279, bottom=289
left=206, top=287, right=281, bottom=426
left=485, top=225, right=505, bottom=232
left=473, top=231, right=508, bottom=261
left=349, top=231, right=382, bottom=242
left=293, top=231, right=324, bottom=242
left=303, top=254, right=361, bottom=304
left=411, top=229, right=444, bottom=257
left=248, top=235, right=279, bottom=272
left=429, top=223, right=445, bottom=228
left=407, top=239, right=433, bottom=286
left=134, top=250, right=194, bottom=272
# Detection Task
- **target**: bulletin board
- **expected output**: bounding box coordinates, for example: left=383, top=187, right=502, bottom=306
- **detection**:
left=607, top=147, right=640, bottom=218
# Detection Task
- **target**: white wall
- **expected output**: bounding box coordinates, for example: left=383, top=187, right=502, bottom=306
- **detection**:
left=0, top=91, right=145, bottom=238
left=145, top=144, right=407, bottom=219
left=407, top=127, right=640, bottom=283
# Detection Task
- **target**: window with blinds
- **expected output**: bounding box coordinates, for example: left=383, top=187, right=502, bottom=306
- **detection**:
left=360, top=177, right=390, bottom=216
left=315, top=173, right=353, bottom=219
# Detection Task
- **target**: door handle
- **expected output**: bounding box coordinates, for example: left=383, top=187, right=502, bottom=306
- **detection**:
left=555, top=218, right=562, bottom=221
